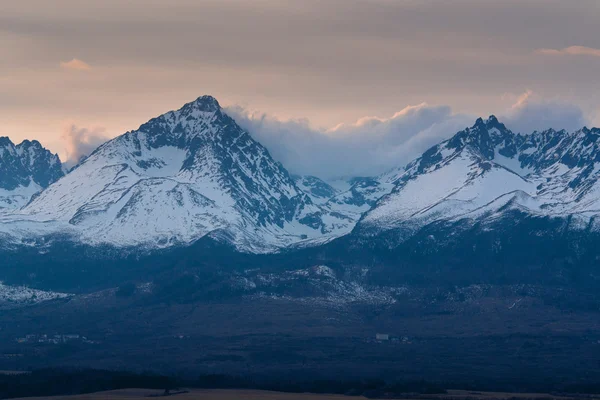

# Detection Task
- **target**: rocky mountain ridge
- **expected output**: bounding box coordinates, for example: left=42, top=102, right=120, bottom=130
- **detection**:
left=0, top=137, right=63, bottom=209
left=356, top=116, right=600, bottom=244
left=2, top=101, right=600, bottom=270
left=0, top=97, right=361, bottom=252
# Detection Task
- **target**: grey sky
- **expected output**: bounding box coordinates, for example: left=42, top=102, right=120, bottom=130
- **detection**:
left=1, top=0, right=599, bottom=175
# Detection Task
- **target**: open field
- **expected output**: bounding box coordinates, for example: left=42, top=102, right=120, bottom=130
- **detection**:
left=11, top=389, right=600, bottom=400
left=11, top=388, right=368, bottom=400
left=2, top=293, right=600, bottom=388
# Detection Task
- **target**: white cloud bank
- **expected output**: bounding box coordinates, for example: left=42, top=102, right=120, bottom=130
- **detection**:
left=501, top=91, right=590, bottom=134
left=227, top=104, right=472, bottom=180
left=227, top=92, right=592, bottom=180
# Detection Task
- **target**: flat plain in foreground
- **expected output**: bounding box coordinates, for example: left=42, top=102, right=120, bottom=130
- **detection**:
left=11, top=389, right=362, bottom=400
left=11, top=389, right=597, bottom=400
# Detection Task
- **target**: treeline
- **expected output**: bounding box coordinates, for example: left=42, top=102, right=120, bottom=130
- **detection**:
left=0, top=368, right=446, bottom=399
left=7, top=368, right=600, bottom=399
left=193, top=374, right=446, bottom=398
left=0, top=369, right=172, bottom=399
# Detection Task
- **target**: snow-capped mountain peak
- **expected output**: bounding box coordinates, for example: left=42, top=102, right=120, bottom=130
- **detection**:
left=0, top=137, right=63, bottom=209
left=357, top=116, right=600, bottom=243
left=182, top=94, right=222, bottom=112
left=2, top=96, right=356, bottom=252
left=445, top=115, right=514, bottom=159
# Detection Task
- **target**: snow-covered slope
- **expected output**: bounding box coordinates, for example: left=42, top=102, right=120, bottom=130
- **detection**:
left=296, top=174, right=393, bottom=218
left=326, top=177, right=395, bottom=222
left=293, top=175, right=338, bottom=206
left=1, top=96, right=356, bottom=252
left=357, top=116, right=600, bottom=242
left=0, top=281, right=70, bottom=307
left=290, top=175, right=396, bottom=243
left=0, top=138, right=63, bottom=209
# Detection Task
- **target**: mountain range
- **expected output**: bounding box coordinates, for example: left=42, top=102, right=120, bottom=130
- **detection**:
left=2, top=96, right=600, bottom=258
left=0, top=96, right=599, bottom=293
left=1, top=96, right=362, bottom=253
left=3, top=96, right=600, bottom=386
left=356, top=115, right=600, bottom=240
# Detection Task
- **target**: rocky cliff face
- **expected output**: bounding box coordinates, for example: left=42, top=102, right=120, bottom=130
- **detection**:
left=0, top=137, right=63, bottom=209
left=2, top=96, right=355, bottom=252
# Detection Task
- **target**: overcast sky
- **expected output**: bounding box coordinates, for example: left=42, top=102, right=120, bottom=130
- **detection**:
left=2, top=0, right=600, bottom=177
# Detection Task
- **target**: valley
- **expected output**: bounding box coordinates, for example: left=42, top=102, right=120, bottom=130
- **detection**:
left=2, top=97, right=600, bottom=390
left=1, top=282, right=600, bottom=388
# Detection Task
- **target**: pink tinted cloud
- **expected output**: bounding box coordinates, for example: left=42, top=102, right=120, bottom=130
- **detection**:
left=536, top=46, right=600, bottom=57
left=60, top=58, right=92, bottom=71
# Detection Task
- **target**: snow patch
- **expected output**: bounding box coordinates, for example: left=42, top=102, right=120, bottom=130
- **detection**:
left=0, top=282, right=71, bottom=306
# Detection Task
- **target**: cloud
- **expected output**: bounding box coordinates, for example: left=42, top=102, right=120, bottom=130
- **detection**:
left=228, top=92, right=595, bottom=179
left=227, top=104, right=472, bottom=179
left=536, top=46, right=600, bottom=58
left=501, top=90, right=590, bottom=134
left=60, top=58, right=92, bottom=71
left=4, top=1, right=600, bottom=149
left=61, top=124, right=109, bottom=167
